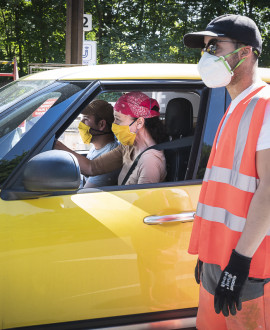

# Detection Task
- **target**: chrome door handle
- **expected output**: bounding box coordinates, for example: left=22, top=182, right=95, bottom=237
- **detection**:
left=144, top=211, right=195, bottom=225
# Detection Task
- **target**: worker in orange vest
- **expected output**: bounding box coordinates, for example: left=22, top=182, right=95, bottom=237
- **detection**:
left=184, top=14, right=270, bottom=329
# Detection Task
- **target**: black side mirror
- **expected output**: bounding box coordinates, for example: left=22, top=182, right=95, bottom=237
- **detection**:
left=23, top=150, right=80, bottom=192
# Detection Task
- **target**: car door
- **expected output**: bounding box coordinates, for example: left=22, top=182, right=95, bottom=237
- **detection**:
left=0, top=81, right=226, bottom=329
left=0, top=183, right=201, bottom=329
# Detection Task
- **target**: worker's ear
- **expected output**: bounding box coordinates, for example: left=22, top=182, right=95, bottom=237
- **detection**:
left=239, top=46, right=252, bottom=59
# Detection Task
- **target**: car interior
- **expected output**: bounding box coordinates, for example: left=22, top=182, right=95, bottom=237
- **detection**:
left=59, top=89, right=200, bottom=188
left=0, top=83, right=208, bottom=201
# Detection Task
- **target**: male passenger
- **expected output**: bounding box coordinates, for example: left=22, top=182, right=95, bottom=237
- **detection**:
left=183, top=14, right=270, bottom=329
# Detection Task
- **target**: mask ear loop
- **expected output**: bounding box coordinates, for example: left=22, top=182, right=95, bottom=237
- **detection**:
left=232, top=57, right=246, bottom=71
left=129, top=118, right=137, bottom=127
left=90, top=127, right=112, bottom=136
left=227, top=46, right=248, bottom=71
left=215, top=47, right=247, bottom=75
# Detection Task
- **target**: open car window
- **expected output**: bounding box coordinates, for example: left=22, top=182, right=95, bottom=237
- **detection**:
left=1, top=80, right=207, bottom=200
left=59, top=88, right=201, bottom=189
left=0, top=80, right=93, bottom=187
left=60, top=90, right=200, bottom=153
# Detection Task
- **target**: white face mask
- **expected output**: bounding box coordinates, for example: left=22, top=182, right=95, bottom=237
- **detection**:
left=198, top=48, right=246, bottom=88
left=198, top=52, right=234, bottom=88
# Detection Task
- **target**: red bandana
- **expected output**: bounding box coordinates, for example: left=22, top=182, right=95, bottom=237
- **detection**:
left=114, top=92, right=160, bottom=118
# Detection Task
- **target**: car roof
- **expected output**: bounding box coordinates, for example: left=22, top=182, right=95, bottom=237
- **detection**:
left=22, top=63, right=270, bottom=82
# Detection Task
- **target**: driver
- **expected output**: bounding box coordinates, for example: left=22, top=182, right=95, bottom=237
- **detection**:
left=55, top=99, right=119, bottom=187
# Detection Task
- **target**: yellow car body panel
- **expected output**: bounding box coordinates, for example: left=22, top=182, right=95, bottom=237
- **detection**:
left=0, top=185, right=200, bottom=328
left=22, top=63, right=270, bottom=82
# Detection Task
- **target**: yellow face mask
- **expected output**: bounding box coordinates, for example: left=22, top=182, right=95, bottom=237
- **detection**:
left=78, top=121, right=92, bottom=144
left=111, top=122, right=136, bottom=146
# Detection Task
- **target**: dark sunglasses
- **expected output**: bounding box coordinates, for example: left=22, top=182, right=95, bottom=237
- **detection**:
left=201, top=39, right=238, bottom=56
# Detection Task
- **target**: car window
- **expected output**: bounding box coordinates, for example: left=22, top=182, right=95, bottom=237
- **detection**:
left=0, top=93, right=61, bottom=156
left=0, top=79, right=53, bottom=115
left=1, top=82, right=208, bottom=199
left=0, top=81, right=92, bottom=186
left=60, top=90, right=200, bottom=153
left=196, top=87, right=226, bottom=179
left=59, top=88, right=201, bottom=187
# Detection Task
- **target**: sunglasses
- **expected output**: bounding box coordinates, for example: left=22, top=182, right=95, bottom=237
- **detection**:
left=201, top=39, right=238, bottom=56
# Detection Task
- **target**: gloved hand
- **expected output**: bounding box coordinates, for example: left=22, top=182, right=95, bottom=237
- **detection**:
left=214, top=249, right=251, bottom=317
left=195, top=258, right=203, bottom=284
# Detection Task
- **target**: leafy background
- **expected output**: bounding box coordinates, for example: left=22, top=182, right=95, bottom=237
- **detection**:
left=0, top=0, right=269, bottom=78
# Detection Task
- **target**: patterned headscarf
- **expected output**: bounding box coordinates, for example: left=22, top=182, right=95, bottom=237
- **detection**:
left=114, top=92, right=160, bottom=118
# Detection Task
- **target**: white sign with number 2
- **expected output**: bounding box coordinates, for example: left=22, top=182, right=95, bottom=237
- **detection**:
left=83, top=14, right=92, bottom=31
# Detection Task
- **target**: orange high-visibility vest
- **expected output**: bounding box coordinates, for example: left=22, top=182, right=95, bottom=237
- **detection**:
left=189, top=85, right=270, bottom=279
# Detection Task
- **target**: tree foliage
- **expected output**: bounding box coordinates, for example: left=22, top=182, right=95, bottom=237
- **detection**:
left=0, top=0, right=66, bottom=76
left=0, top=0, right=269, bottom=77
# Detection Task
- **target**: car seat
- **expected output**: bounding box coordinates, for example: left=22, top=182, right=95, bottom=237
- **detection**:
left=165, top=98, right=193, bottom=182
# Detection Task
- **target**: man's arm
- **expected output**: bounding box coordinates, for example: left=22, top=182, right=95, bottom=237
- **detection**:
left=54, top=140, right=94, bottom=175
left=235, top=148, right=270, bottom=257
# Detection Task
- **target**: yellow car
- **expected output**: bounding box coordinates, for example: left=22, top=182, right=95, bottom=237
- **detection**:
left=0, top=63, right=269, bottom=330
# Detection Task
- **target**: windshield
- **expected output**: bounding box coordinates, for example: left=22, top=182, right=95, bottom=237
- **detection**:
left=0, top=79, right=53, bottom=115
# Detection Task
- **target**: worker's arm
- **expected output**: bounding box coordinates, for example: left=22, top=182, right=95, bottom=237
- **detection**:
left=235, top=148, right=270, bottom=257
left=54, top=140, right=94, bottom=175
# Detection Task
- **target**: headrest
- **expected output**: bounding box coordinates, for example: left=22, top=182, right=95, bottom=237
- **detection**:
left=165, top=98, right=193, bottom=138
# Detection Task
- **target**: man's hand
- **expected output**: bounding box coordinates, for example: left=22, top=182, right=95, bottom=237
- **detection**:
left=195, top=258, right=203, bottom=284
left=214, top=250, right=251, bottom=317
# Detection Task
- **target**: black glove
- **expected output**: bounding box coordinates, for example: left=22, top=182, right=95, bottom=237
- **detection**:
left=214, top=249, right=251, bottom=317
left=195, top=258, right=203, bottom=284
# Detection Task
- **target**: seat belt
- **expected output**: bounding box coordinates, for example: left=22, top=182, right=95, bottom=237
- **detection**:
left=121, top=136, right=193, bottom=185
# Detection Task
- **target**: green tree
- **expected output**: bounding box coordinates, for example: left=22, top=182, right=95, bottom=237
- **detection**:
left=0, top=0, right=269, bottom=78
left=0, top=0, right=66, bottom=76
left=85, top=0, right=269, bottom=66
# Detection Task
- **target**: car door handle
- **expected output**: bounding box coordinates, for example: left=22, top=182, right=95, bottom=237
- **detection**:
left=144, top=211, right=195, bottom=225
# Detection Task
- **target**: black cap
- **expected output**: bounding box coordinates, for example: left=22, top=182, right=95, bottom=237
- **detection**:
left=183, top=14, right=262, bottom=55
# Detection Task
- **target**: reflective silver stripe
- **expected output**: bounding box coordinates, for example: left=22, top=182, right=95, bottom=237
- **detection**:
left=204, top=166, right=259, bottom=193
left=197, top=202, right=270, bottom=236
left=197, top=203, right=246, bottom=232
left=232, top=94, right=261, bottom=173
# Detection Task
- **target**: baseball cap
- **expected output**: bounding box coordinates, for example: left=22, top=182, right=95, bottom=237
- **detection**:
left=114, top=92, right=160, bottom=118
left=82, top=99, right=114, bottom=127
left=183, top=14, right=262, bottom=55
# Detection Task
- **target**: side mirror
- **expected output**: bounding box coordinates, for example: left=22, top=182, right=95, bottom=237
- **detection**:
left=23, top=150, right=80, bottom=192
